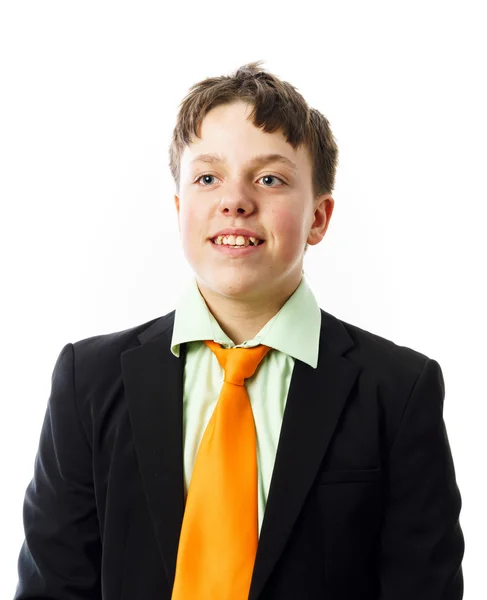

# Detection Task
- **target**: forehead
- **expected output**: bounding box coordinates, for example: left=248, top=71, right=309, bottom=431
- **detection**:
left=180, top=100, right=311, bottom=174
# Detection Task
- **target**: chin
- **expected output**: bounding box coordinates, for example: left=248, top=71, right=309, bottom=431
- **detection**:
left=198, top=274, right=263, bottom=301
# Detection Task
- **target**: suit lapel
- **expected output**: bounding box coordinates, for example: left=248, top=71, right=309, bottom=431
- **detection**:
left=121, top=312, right=186, bottom=589
left=248, top=310, right=359, bottom=599
left=121, top=309, right=359, bottom=598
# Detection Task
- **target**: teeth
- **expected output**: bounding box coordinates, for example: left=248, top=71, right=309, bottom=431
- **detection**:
left=213, top=234, right=262, bottom=247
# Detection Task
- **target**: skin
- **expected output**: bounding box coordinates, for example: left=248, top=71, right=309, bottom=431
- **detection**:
left=174, top=100, right=335, bottom=345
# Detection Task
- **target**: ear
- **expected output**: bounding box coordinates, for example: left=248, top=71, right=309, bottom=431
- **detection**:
left=174, top=194, right=180, bottom=231
left=307, top=194, right=334, bottom=246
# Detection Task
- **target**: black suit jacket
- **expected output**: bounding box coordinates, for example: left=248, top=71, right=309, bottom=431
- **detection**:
left=14, top=308, right=464, bottom=599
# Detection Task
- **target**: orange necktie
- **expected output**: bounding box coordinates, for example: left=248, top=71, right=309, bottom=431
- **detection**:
left=171, top=340, right=272, bottom=600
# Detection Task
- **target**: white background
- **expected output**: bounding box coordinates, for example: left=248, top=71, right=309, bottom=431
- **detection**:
left=1, top=0, right=485, bottom=596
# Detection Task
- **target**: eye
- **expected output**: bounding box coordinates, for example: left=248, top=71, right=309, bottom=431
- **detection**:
left=258, top=174, right=285, bottom=187
left=195, top=174, right=219, bottom=186
left=195, top=174, right=285, bottom=187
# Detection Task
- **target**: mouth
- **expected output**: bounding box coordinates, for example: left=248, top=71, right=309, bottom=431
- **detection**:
left=210, top=234, right=265, bottom=248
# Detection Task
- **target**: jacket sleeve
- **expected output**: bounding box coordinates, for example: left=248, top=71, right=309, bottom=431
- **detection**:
left=14, top=343, right=102, bottom=599
left=379, top=358, right=465, bottom=599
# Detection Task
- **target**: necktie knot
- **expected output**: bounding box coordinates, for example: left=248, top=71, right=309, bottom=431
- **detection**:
left=204, top=340, right=271, bottom=386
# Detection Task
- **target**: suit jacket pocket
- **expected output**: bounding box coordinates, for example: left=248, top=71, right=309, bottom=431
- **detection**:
left=316, top=467, right=382, bottom=485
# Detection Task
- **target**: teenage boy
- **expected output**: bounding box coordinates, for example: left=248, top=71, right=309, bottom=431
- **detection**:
left=14, top=61, right=464, bottom=599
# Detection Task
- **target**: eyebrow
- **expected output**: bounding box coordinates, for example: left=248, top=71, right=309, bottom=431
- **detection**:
left=189, top=152, right=298, bottom=172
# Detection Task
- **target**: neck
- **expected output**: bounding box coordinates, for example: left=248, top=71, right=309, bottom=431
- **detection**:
left=196, top=277, right=302, bottom=346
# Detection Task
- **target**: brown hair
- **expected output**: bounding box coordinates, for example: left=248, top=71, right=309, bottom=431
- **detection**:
left=168, top=60, right=339, bottom=201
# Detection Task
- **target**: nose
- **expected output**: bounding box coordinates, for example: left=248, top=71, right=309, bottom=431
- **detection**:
left=219, top=186, right=256, bottom=216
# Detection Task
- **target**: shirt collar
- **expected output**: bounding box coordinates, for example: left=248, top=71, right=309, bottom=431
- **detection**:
left=170, top=275, right=321, bottom=368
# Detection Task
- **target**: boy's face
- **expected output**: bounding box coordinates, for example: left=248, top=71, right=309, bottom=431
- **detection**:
left=174, top=100, right=334, bottom=305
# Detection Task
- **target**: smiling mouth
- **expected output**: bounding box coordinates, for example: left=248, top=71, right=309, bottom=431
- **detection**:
left=210, top=235, right=264, bottom=247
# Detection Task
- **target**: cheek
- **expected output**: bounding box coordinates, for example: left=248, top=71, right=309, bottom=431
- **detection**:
left=271, top=206, right=308, bottom=244
left=179, top=205, right=204, bottom=242
left=269, top=212, right=306, bottom=266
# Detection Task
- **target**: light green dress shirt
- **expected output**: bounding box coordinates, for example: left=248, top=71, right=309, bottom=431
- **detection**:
left=170, top=274, right=322, bottom=535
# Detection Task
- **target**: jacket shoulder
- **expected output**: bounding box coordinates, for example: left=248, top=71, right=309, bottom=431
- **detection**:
left=69, top=311, right=175, bottom=401
left=325, top=309, right=432, bottom=389
left=72, top=310, right=174, bottom=356
left=328, top=312, right=444, bottom=452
